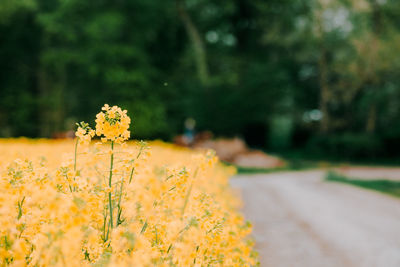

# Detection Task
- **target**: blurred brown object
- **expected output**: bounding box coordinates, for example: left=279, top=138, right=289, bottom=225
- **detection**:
left=51, top=131, right=75, bottom=139
left=194, top=131, right=213, bottom=143
left=173, top=135, right=187, bottom=146
left=190, top=134, right=285, bottom=169
left=233, top=151, right=285, bottom=168
left=195, top=137, right=247, bottom=162
left=174, top=131, right=214, bottom=147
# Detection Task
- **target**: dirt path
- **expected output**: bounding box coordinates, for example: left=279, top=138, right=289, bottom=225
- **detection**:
left=231, top=170, right=400, bottom=267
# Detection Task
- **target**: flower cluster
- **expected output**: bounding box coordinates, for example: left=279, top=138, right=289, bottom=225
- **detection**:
left=95, top=104, right=131, bottom=144
left=75, top=121, right=95, bottom=145
left=0, top=106, right=258, bottom=267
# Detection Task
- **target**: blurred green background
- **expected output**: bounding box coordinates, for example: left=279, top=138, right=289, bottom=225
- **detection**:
left=1, top=0, right=400, bottom=161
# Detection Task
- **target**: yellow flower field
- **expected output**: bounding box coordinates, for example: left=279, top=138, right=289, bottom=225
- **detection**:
left=0, top=105, right=257, bottom=266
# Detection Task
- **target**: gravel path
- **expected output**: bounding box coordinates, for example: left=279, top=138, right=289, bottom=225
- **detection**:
left=231, top=170, right=400, bottom=267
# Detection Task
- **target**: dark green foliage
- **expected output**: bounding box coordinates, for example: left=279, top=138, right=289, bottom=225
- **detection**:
left=0, top=8, right=41, bottom=137
left=1, top=0, right=400, bottom=162
left=307, top=133, right=382, bottom=159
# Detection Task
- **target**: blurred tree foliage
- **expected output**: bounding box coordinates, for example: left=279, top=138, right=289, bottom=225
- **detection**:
left=1, top=0, right=400, bottom=158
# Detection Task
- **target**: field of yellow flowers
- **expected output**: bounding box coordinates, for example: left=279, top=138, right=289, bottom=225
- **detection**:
left=0, top=105, right=257, bottom=266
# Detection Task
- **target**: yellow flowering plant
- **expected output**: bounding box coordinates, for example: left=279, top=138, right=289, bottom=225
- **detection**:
left=95, top=104, right=131, bottom=144
left=0, top=105, right=258, bottom=267
left=75, top=121, right=95, bottom=145
left=74, top=121, right=95, bottom=177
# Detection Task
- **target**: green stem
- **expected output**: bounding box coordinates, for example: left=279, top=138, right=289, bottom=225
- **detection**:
left=103, top=209, right=108, bottom=241
left=128, top=166, right=135, bottom=184
left=65, top=174, right=73, bottom=193
left=17, top=196, right=25, bottom=220
left=128, top=143, right=146, bottom=184
left=108, top=141, right=115, bottom=229
left=116, top=177, right=124, bottom=226
left=181, top=168, right=199, bottom=215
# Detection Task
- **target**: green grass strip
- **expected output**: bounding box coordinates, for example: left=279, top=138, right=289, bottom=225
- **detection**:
left=325, top=171, right=400, bottom=198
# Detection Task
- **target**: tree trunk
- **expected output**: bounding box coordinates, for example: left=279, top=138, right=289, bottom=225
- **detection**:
left=37, top=65, right=66, bottom=137
left=38, top=68, right=50, bottom=137
left=366, top=103, right=377, bottom=133
left=364, top=0, right=382, bottom=133
left=54, top=66, right=66, bottom=134
left=176, top=0, right=210, bottom=86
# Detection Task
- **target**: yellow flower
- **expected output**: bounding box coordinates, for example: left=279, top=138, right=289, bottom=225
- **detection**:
left=95, top=104, right=131, bottom=144
left=0, top=111, right=257, bottom=266
left=75, top=121, right=95, bottom=145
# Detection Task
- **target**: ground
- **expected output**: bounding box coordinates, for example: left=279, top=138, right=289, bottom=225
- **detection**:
left=231, top=170, right=400, bottom=267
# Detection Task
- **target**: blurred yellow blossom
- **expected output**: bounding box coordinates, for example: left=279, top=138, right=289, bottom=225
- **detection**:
left=0, top=105, right=257, bottom=267
left=75, top=121, right=95, bottom=145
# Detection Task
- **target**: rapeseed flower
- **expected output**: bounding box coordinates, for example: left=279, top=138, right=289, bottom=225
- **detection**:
left=0, top=107, right=258, bottom=266
left=95, top=104, right=131, bottom=144
left=75, top=121, right=95, bottom=145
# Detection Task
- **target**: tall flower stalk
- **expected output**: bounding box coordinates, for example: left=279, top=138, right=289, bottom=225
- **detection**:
left=73, top=121, right=94, bottom=192
left=95, top=104, right=131, bottom=241
left=108, top=141, right=114, bottom=229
